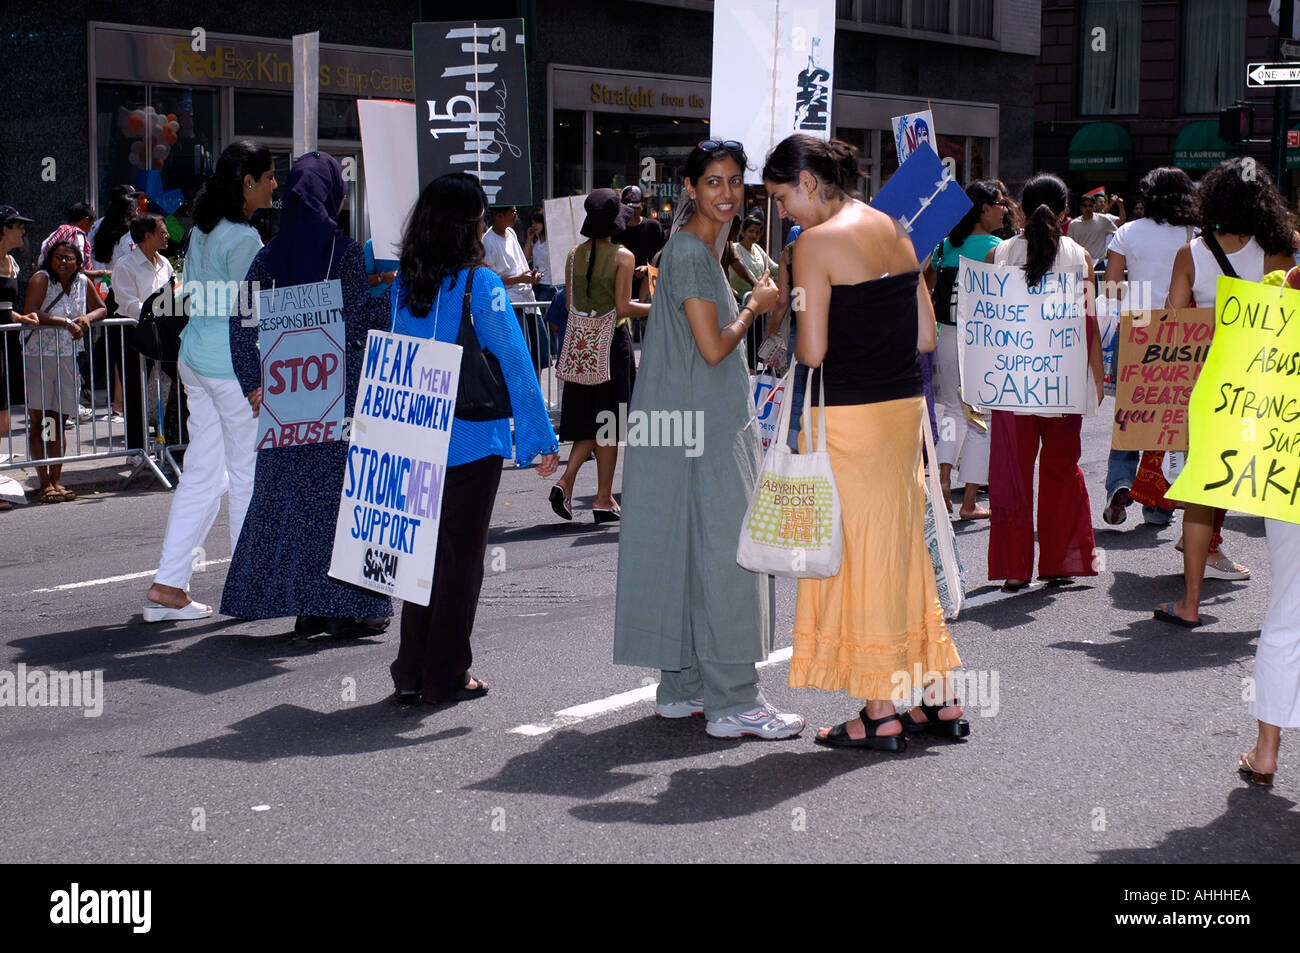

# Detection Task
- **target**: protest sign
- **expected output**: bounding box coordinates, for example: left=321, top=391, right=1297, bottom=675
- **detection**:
left=543, top=193, right=588, bottom=286
left=871, top=146, right=973, bottom=263
left=956, top=259, right=1090, bottom=414
left=413, top=20, right=532, bottom=206
left=328, top=331, right=462, bottom=604
left=255, top=280, right=347, bottom=450
left=1168, top=276, right=1300, bottom=524
left=357, top=99, right=418, bottom=262
left=711, top=0, right=836, bottom=184
left=1110, top=308, right=1216, bottom=451
left=751, top=373, right=787, bottom=449
left=891, top=109, right=936, bottom=166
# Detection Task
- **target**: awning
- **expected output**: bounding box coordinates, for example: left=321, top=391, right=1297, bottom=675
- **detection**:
left=1068, top=122, right=1133, bottom=170
left=1173, top=120, right=1234, bottom=170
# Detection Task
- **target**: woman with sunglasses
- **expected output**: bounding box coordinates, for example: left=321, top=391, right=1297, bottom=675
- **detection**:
left=613, top=139, right=806, bottom=740
left=763, top=133, right=962, bottom=751
left=923, top=179, right=1007, bottom=519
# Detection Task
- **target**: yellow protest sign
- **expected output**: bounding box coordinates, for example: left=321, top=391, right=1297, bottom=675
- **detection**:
left=1167, top=276, right=1300, bottom=524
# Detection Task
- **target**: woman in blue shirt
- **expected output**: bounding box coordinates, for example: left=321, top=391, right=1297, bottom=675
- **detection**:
left=389, top=173, right=559, bottom=705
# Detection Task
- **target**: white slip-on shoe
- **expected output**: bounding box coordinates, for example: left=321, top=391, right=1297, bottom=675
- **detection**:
left=142, top=600, right=213, bottom=623
left=655, top=696, right=705, bottom=719
left=706, top=704, right=806, bottom=740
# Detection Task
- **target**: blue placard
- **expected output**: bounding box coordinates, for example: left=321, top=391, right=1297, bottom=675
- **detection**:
left=871, top=147, right=973, bottom=264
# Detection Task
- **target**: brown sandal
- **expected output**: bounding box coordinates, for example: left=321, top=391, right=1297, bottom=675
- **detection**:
left=38, top=486, right=64, bottom=504
left=54, top=484, right=77, bottom=502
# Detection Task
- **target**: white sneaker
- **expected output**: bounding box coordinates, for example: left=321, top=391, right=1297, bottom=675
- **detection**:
left=655, top=696, right=705, bottom=719
left=706, top=704, right=806, bottom=740
left=142, top=600, right=213, bottom=623
left=78, top=404, right=93, bottom=420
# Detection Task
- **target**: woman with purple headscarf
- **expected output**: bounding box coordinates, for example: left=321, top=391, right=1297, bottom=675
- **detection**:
left=220, top=151, right=392, bottom=636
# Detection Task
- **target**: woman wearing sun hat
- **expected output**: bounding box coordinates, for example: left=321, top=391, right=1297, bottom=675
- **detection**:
left=548, top=188, right=650, bottom=523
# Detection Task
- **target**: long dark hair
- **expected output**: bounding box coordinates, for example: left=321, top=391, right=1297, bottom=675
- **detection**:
left=1137, top=167, right=1198, bottom=227
left=399, top=172, right=487, bottom=318
left=762, top=134, right=861, bottom=198
left=92, top=185, right=136, bottom=264
left=948, top=180, right=1003, bottom=248
left=192, top=140, right=273, bottom=234
left=40, top=240, right=83, bottom=282
left=1019, top=173, right=1069, bottom=286
left=1198, top=157, right=1297, bottom=256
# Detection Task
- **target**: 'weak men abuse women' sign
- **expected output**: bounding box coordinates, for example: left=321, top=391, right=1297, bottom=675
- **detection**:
left=328, top=331, right=462, bottom=604
left=1169, top=276, right=1300, bottom=524
left=957, top=259, right=1090, bottom=414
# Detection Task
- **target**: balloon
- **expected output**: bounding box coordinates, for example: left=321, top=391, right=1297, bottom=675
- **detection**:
left=127, top=111, right=145, bottom=137
left=162, top=126, right=178, bottom=146
left=166, top=113, right=177, bottom=123
left=152, top=143, right=169, bottom=162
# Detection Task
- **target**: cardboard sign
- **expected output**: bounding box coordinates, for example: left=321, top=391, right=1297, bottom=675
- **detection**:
left=956, top=259, right=1090, bottom=414
left=710, top=0, right=837, bottom=184
left=358, top=99, right=419, bottom=262
left=543, top=193, right=588, bottom=286
left=871, top=146, right=973, bottom=264
left=891, top=109, right=936, bottom=166
left=328, top=331, right=463, bottom=603
left=255, top=280, right=347, bottom=450
left=413, top=20, right=532, bottom=206
left=1168, top=276, right=1300, bottom=524
left=1110, top=308, right=1216, bottom=451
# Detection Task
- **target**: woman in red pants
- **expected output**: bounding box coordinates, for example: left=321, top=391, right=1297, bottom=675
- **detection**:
left=984, top=174, right=1104, bottom=590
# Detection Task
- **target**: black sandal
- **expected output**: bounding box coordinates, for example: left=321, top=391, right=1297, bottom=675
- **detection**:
left=899, top=698, right=971, bottom=739
left=814, top=708, right=906, bottom=752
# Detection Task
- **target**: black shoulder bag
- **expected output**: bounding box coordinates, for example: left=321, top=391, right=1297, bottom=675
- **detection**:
left=129, top=236, right=190, bottom=362
left=931, top=265, right=960, bottom=325
left=452, top=267, right=513, bottom=421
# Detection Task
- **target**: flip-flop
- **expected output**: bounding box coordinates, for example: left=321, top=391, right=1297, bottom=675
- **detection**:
left=548, top=484, right=572, bottom=521
left=1153, top=602, right=1201, bottom=628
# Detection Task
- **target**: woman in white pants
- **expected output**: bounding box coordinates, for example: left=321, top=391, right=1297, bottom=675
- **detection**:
left=924, top=180, right=1006, bottom=518
left=143, top=140, right=276, bottom=622
left=1241, top=519, right=1300, bottom=785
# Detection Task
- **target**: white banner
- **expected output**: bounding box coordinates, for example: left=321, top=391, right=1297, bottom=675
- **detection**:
left=357, top=99, right=419, bottom=262
left=890, top=109, right=935, bottom=166
left=956, top=259, right=1089, bottom=415
left=543, top=193, right=589, bottom=287
left=710, top=0, right=836, bottom=183
left=327, top=331, right=462, bottom=605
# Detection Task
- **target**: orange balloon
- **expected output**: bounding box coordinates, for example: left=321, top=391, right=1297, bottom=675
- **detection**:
left=167, top=113, right=177, bottom=123
left=163, top=127, right=178, bottom=145
left=127, top=114, right=144, bottom=136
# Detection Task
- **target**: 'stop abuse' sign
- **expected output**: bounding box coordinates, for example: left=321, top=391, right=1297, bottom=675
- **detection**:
left=413, top=19, right=533, bottom=207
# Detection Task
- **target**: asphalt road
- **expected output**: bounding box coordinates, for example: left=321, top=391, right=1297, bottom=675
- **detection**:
left=0, top=410, right=1295, bottom=864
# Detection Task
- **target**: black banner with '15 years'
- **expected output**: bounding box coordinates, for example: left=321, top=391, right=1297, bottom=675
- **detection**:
left=412, top=19, right=533, bottom=207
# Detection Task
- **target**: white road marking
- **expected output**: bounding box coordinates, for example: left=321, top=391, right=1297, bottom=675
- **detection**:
left=509, top=646, right=795, bottom=736
left=26, top=560, right=232, bottom=594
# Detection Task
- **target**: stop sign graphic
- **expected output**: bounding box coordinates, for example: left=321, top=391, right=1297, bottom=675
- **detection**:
left=259, top=326, right=347, bottom=447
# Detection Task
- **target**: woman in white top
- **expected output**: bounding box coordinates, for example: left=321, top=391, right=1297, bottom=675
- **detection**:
left=984, top=173, right=1104, bottom=591
left=1156, top=157, right=1297, bottom=631
left=142, top=139, right=275, bottom=623
left=1100, top=167, right=1200, bottom=528
left=21, top=234, right=108, bottom=502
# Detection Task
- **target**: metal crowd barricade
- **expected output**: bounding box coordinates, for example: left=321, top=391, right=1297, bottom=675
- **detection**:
left=511, top=299, right=560, bottom=414
left=1, top=316, right=172, bottom=491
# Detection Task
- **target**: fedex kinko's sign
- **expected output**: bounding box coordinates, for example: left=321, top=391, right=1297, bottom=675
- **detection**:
left=254, top=280, right=348, bottom=450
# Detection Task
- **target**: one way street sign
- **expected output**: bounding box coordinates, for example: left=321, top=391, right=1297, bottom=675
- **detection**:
left=1248, top=62, right=1300, bottom=87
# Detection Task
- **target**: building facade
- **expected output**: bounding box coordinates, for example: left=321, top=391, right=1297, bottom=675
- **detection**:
left=1036, top=0, right=1297, bottom=208
left=1, top=0, right=1040, bottom=266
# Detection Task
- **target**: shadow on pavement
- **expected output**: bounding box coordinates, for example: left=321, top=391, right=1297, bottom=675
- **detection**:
left=1049, top=627, right=1257, bottom=675
left=149, top=700, right=470, bottom=761
left=470, top=715, right=936, bottom=824
left=1093, top=785, right=1298, bottom=863
left=8, top=619, right=384, bottom=696
left=1108, top=570, right=1250, bottom=615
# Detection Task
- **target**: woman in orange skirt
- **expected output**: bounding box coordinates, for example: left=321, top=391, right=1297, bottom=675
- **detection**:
left=763, top=134, right=965, bottom=752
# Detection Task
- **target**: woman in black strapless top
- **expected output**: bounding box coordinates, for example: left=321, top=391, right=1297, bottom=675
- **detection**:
left=763, top=135, right=968, bottom=752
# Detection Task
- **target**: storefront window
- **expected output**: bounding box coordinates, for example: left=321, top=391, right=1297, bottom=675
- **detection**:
left=592, top=114, right=708, bottom=223
left=95, top=83, right=218, bottom=232
left=969, top=137, right=990, bottom=182
left=235, top=91, right=292, bottom=139
left=553, top=109, right=586, bottom=197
